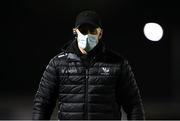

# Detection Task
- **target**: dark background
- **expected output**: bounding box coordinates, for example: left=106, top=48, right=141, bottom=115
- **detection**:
left=1, top=0, right=180, bottom=119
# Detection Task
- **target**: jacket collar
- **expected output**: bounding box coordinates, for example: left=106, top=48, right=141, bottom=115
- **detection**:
left=61, top=39, right=106, bottom=61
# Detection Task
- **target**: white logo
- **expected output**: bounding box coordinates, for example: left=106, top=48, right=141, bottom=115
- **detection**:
left=68, top=67, right=77, bottom=73
left=61, top=67, right=77, bottom=74
left=102, top=67, right=109, bottom=73
left=101, top=67, right=110, bottom=75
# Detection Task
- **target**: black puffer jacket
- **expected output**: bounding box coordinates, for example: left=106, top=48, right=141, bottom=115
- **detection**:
left=32, top=40, right=145, bottom=120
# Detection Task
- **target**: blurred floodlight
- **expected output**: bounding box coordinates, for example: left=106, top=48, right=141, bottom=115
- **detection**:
left=143, top=22, right=163, bottom=41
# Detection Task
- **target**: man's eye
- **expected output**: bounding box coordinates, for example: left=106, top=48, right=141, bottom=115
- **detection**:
left=79, top=28, right=97, bottom=35
left=79, top=30, right=88, bottom=35
left=90, top=30, right=96, bottom=33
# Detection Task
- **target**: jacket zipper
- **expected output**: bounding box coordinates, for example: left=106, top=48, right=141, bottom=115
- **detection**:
left=85, top=68, right=89, bottom=119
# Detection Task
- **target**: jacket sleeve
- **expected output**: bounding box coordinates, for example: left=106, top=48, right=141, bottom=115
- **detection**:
left=32, top=58, right=59, bottom=120
left=116, top=59, right=145, bottom=120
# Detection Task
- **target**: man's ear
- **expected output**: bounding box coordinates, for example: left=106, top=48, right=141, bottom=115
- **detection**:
left=72, top=28, right=77, bottom=35
left=98, top=29, right=103, bottom=39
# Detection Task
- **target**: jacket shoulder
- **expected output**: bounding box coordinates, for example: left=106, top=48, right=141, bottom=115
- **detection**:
left=104, top=48, right=126, bottom=63
left=49, top=52, right=68, bottom=66
left=52, top=52, right=68, bottom=59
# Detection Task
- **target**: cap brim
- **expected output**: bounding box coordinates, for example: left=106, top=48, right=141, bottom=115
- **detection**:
left=76, top=21, right=99, bottom=28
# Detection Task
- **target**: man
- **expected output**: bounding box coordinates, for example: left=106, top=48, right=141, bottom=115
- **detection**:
left=32, top=10, right=145, bottom=120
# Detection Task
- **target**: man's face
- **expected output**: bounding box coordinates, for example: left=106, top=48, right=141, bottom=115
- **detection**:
left=75, top=23, right=103, bottom=40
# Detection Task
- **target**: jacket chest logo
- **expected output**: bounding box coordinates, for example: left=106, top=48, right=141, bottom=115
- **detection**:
left=101, top=67, right=110, bottom=75
left=61, top=67, right=77, bottom=74
left=68, top=67, right=78, bottom=73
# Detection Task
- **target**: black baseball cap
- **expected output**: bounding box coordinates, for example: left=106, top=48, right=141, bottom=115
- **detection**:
left=75, top=10, right=102, bottom=28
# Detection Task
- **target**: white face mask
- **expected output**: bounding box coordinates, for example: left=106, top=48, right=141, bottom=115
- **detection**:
left=76, top=29, right=99, bottom=52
